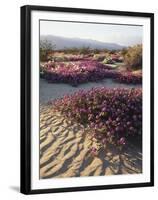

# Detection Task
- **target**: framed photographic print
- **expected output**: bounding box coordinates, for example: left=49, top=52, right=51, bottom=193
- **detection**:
left=20, top=5, right=154, bottom=194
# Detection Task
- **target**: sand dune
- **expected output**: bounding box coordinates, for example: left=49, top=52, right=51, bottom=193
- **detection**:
left=40, top=104, right=142, bottom=179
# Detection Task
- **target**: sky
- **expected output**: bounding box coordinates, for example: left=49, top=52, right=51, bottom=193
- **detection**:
left=40, top=20, right=142, bottom=47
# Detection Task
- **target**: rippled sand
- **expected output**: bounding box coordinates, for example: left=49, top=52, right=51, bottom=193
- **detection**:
left=40, top=104, right=142, bottom=179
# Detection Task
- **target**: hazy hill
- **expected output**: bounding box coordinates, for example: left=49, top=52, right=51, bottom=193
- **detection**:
left=40, top=35, right=125, bottom=50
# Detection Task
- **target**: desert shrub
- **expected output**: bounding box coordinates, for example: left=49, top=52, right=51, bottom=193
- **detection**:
left=110, top=49, right=117, bottom=54
left=93, top=49, right=100, bottom=54
left=93, top=54, right=106, bottom=61
left=124, top=45, right=142, bottom=69
left=79, top=46, right=91, bottom=54
left=63, top=47, right=79, bottom=54
left=40, top=39, right=56, bottom=61
left=102, top=58, right=115, bottom=64
left=121, top=48, right=128, bottom=56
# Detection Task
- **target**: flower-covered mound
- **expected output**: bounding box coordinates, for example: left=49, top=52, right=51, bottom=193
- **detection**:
left=52, top=88, right=142, bottom=148
left=42, top=60, right=114, bottom=86
left=114, top=72, right=142, bottom=84
left=40, top=60, right=142, bottom=86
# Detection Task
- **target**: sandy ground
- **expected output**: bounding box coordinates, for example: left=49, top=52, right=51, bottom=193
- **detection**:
left=40, top=104, right=142, bottom=179
left=40, top=78, right=141, bottom=104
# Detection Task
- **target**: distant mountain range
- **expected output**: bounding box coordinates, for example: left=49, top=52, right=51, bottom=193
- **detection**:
left=40, top=35, right=125, bottom=50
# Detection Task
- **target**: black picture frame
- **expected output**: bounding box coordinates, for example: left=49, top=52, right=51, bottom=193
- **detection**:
left=20, top=5, right=154, bottom=195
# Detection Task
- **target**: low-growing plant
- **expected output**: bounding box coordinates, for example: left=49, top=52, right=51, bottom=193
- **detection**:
left=102, top=58, right=115, bottom=64
left=42, top=59, right=142, bottom=86
left=114, top=72, right=142, bottom=84
left=93, top=54, right=106, bottom=62
left=52, top=88, right=142, bottom=150
left=42, top=60, right=114, bottom=86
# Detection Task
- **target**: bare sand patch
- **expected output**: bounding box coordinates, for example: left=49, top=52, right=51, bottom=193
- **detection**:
left=40, top=79, right=141, bottom=104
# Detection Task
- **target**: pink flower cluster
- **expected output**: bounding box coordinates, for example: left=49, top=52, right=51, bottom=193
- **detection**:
left=52, top=88, right=142, bottom=148
left=41, top=60, right=142, bottom=86
left=114, top=72, right=142, bottom=84
left=43, top=61, right=113, bottom=86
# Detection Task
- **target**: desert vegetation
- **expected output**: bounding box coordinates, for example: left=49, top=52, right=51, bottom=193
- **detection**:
left=40, top=41, right=142, bottom=86
left=122, top=44, right=142, bottom=69
left=52, top=88, right=142, bottom=150
left=40, top=39, right=142, bottom=178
